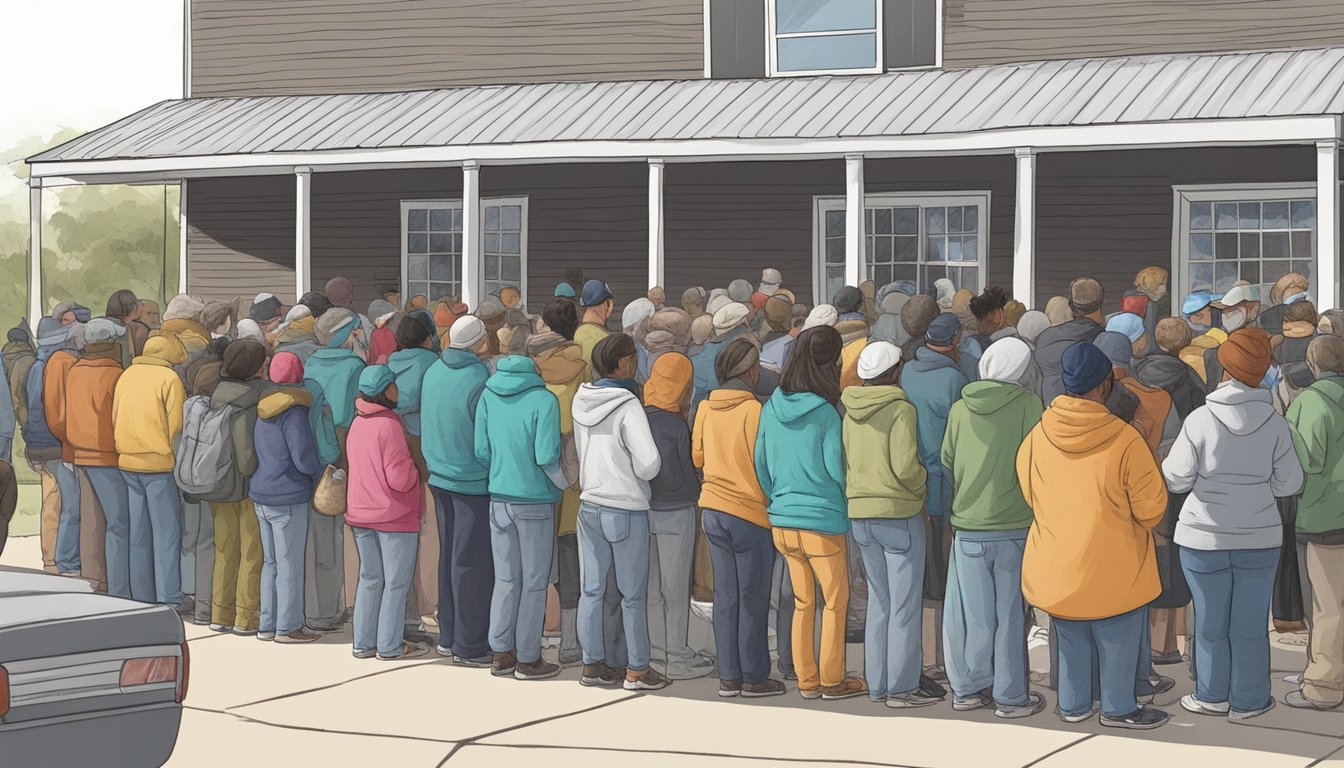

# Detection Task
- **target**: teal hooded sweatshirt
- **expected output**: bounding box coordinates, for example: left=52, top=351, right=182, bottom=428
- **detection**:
left=422, top=348, right=490, bottom=495
left=387, top=347, right=439, bottom=436
left=474, top=355, right=563, bottom=503
left=941, top=379, right=1043, bottom=532
left=754, top=390, right=848, bottom=535
left=304, top=347, right=365, bottom=428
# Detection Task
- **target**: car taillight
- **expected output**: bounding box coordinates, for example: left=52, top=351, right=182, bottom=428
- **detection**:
left=177, top=642, right=189, bottom=703
left=120, top=655, right=178, bottom=688
left=0, top=664, right=9, bottom=717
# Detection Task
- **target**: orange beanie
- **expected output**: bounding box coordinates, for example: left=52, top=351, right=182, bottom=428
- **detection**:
left=643, top=351, right=694, bottom=412
left=1217, top=327, right=1273, bottom=386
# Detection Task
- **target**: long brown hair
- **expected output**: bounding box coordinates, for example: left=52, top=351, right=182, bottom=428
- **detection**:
left=780, top=326, right=842, bottom=406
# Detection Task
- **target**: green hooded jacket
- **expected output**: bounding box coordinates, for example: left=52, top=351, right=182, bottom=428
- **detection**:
left=1288, top=375, right=1344, bottom=535
left=422, top=348, right=490, bottom=495
left=942, top=379, right=1043, bottom=532
left=840, top=385, right=926, bottom=520
left=474, top=355, right=563, bottom=503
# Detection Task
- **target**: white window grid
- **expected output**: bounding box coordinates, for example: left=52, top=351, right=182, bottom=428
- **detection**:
left=400, top=197, right=528, bottom=305
left=766, top=0, right=884, bottom=77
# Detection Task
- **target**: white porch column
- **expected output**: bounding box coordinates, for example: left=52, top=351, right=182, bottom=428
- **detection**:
left=1317, top=140, right=1340, bottom=311
left=648, top=159, right=665, bottom=289
left=295, top=167, right=312, bottom=300
left=462, top=161, right=482, bottom=308
left=178, top=179, right=189, bottom=295
left=28, top=178, right=42, bottom=330
left=1013, top=148, right=1037, bottom=308
left=844, top=154, right=865, bottom=290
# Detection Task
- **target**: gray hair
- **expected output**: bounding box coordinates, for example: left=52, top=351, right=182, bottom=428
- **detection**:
left=1308, top=334, right=1344, bottom=377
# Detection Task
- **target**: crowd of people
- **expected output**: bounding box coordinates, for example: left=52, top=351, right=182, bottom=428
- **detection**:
left=2, top=265, right=1342, bottom=730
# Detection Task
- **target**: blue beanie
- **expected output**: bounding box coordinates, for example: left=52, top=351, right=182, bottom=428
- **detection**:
left=1061, top=342, right=1112, bottom=395
left=1093, top=331, right=1133, bottom=368
left=554, top=282, right=577, bottom=298
left=358, top=365, right=396, bottom=397
left=925, top=312, right=961, bottom=346
left=581, top=279, right=613, bottom=307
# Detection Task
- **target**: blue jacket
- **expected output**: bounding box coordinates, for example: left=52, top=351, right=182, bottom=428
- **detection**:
left=250, top=387, right=323, bottom=506
left=474, top=355, right=563, bottom=503
left=386, top=347, right=439, bottom=436
left=302, top=377, right=340, bottom=467
left=754, top=390, right=848, bottom=535
left=902, top=346, right=969, bottom=516
left=22, top=346, right=60, bottom=451
left=422, top=348, right=490, bottom=495
left=304, top=347, right=364, bottom=428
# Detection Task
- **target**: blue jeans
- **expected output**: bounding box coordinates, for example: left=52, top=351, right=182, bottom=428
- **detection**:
left=83, top=467, right=131, bottom=599
left=1054, top=605, right=1146, bottom=718
left=578, top=502, right=652, bottom=671
left=944, top=529, right=1030, bottom=706
left=49, top=459, right=81, bottom=573
left=433, top=489, right=494, bottom=660
left=488, top=500, right=554, bottom=664
left=853, top=516, right=926, bottom=699
left=121, top=470, right=181, bottom=605
left=703, top=509, right=773, bottom=684
left=1181, top=545, right=1279, bottom=713
left=181, top=495, right=214, bottom=623
left=255, top=503, right=310, bottom=635
left=351, top=526, right=419, bottom=657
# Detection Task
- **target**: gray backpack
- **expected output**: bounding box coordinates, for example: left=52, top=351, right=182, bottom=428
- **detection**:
left=175, top=395, right=237, bottom=497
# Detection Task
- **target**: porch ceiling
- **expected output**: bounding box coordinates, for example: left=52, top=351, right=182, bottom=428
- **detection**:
left=27, top=46, right=1344, bottom=179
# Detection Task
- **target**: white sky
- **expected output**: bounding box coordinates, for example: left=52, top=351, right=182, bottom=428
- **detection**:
left=0, top=0, right=183, bottom=147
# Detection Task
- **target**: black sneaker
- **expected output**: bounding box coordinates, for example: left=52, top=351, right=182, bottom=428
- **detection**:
left=581, top=663, right=622, bottom=687
left=623, top=668, right=671, bottom=691
left=918, top=674, right=948, bottom=699
left=1100, top=706, right=1170, bottom=730
left=741, top=678, right=786, bottom=698
left=515, top=659, right=561, bottom=680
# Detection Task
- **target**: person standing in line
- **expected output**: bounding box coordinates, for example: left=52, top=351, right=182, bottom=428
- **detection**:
left=346, top=365, right=428, bottom=660
left=941, top=338, right=1046, bottom=718
left=113, top=331, right=191, bottom=611
left=38, top=319, right=83, bottom=579
left=251, top=352, right=323, bottom=644
left=202, top=340, right=265, bottom=635
left=1017, top=342, right=1169, bottom=730
left=1034, top=277, right=1106, bottom=405
left=1164, top=328, right=1304, bottom=721
left=693, top=338, right=786, bottom=699
left=305, top=307, right=367, bottom=631
left=1285, top=335, right=1344, bottom=710
left=66, top=318, right=128, bottom=597
left=756, top=326, right=866, bottom=701
left=643, top=351, right=716, bottom=680
left=575, top=279, right=614, bottom=370
left=474, top=348, right=568, bottom=680
left=421, top=315, right=495, bottom=666
left=841, top=342, right=935, bottom=708
left=571, top=333, right=671, bottom=691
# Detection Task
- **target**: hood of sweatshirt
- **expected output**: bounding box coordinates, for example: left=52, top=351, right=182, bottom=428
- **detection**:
left=258, top=387, right=313, bottom=419
left=2, top=340, right=33, bottom=364
left=767, top=390, right=834, bottom=424
left=1132, top=353, right=1190, bottom=390
left=1040, top=396, right=1129, bottom=454
left=440, top=347, right=487, bottom=371
left=840, top=385, right=909, bottom=423
left=213, top=379, right=260, bottom=409
left=961, top=379, right=1032, bottom=416
left=530, top=339, right=586, bottom=384
left=1204, top=380, right=1276, bottom=436
left=704, top=387, right=757, bottom=412
left=905, top=345, right=960, bottom=376
left=387, top=347, right=438, bottom=378
left=486, top=355, right=546, bottom=397
left=573, top=383, right=638, bottom=428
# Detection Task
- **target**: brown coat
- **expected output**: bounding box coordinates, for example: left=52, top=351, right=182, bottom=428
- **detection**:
left=1118, top=374, right=1174, bottom=459
left=43, top=349, right=80, bottom=464
left=66, top=345, right=123, bottom=467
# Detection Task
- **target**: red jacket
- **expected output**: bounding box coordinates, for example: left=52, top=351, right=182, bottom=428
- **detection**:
left=344, top=399, right=421, bottom=532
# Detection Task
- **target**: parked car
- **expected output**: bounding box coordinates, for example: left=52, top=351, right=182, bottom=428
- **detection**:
left=0, top=566, right=186, bottom=767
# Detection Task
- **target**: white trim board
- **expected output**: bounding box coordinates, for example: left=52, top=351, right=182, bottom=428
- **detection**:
left=399, top=196, right=529, bottom=305
left=30, top=115, right=1342, bottom=184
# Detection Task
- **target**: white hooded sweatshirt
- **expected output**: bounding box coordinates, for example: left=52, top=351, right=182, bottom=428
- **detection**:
left=1162, top=379, right=1304, bottom=551
left=572, top=383, right=661, bottom=511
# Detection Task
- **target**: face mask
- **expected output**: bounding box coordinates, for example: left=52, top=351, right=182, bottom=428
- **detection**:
left=1222, top=308, right=1247, bottom=332
left=1186, top=320, right=1210, bottom=335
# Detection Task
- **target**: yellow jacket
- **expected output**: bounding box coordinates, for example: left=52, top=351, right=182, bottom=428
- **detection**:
left=113, top=334, right=188, bottom=473
left=574, top=322, right=610, bottom=373
left=1179, top=328, right=1227, bottom=384
left=1016, top=396, right=1167, bottom=620
left=840, top=337, right=869, bottom=391
left=692, top=387, right=769, bottom=529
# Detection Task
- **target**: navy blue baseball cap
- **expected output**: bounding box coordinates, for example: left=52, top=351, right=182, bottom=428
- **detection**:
left=581, top=279, right=613, bottom=307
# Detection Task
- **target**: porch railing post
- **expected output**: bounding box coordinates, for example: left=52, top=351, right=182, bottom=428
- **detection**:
left=179, top=179, right=189, bottom=295
left=462, top=160, right=482, bottom=309
left=295, top=166, right=312, bottom=301
left=844, top=153, right=865, bottom=292
left=648, top=158, right=665, bottom=290
left=29, top=178, right=42, bottom=331
left=1014, top=148, right=1037, bottom=308
left=1318, top=140, right=1340, bottom=311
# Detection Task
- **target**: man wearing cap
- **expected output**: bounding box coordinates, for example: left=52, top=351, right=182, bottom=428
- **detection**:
left=1164, top=328, right=1303, bottom=720
left=420, top=316, right=494, bottom=666
left=690, top=303, right=753, bottom=417
left=940, top=338, right=1045, bottom=718
left=304, top=307, right=367, bottom=630
left=250, top=292, right=288, bottom=342
left=575, top=279, right=614, bottom=372
left=1178, top=291, right=1227, bottom=385
left=1034, top=277, right=1107, bottom=405
left=1200, top=283, right=1263, bottom=391
left=1018, top=342, right=1169, bottom=730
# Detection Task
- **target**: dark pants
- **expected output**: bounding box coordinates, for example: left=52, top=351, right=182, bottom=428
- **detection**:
left=703, top=508, right=774, bottom=684
left=431, top=488, right=494, bottom=659
left=775, top=550, right=796, bottom=677
left=557, top=533, right=580, bottom=610
left=0, top=460, right=15, bottom=559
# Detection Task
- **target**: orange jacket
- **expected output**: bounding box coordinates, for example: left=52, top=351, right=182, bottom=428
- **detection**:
left=66, top=345, right=124, bottom=467
left=691, top=388, right=769, bottom=529
left=43, top=349, right=80, bottom=463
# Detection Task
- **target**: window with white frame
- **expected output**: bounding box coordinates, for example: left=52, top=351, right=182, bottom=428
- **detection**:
left=1174, top=185, right=1315, bottom=300
left=769, top=0, right=882, bottom=76
left=815, top=193, right=988, bottom=303
left=402, top=198, right=527, bottom=303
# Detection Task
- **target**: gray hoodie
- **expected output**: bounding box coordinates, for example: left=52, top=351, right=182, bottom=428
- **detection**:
left=1162, top=380, right=1304, bottom=551
left=572, top=384, right=661, bottom=511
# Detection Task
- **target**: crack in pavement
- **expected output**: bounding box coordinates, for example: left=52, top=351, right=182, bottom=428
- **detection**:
left=448, top=742, right=931, bottom=767
left=437, top=693, right=644, bottom=766
left=224, top=660, right=442, bottom=710
left=184, top=704, right=457, bottom=746
left=1019, top=734, right=1097, bottom=768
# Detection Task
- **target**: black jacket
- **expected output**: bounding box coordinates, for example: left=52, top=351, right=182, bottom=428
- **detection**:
left=643, top=405, right=702, bottom=511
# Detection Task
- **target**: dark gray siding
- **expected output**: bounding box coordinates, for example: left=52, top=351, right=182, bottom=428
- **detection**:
left=192, top=0, right=704, bottom=98
left=186, top=176, right=296, bottom=303
left=885, top=0, right=939, bottom=69
left=709, top=0, right=766, bottom=79
left=944, top=0, right=1344, bottom=69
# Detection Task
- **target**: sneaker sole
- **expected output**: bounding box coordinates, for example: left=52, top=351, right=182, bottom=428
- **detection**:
left=799, top=690, right=822, bottom=700
left=515, top=669, right=562, bottom=681
left=352, top=651, right=376, bottom=659
left=1060, top=711, right=1097, bottom=723
left=1100, top=716, right=1169, bottom=730
left=887, top=699, right=941, bottom=709
left=623, top=682, right=670, bottom=691
left=952, top=700, right=992, bottom=711
left=741, top=689, right=786, bottom=699
left=454, top=658, right=493, bottom=668
left=275, top=637, right=317, bottom=644
left=580, top=677, right=620, bottom=687
left=719, top=690, right=742, bottom=698
left=996, top=704, right=1048, bottom=719
left=821, top=691, right=867, bottom=701
left=1180, top=703, right=1229, bottom=716
left=491, top=668, right=517, bottom=677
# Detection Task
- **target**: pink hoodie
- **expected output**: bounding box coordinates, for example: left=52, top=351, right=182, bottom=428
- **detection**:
left=344, top=399, right=421, bottom=532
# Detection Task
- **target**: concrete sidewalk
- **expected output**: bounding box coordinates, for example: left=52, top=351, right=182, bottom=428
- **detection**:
left=4, top=535, right=1342, bottom=767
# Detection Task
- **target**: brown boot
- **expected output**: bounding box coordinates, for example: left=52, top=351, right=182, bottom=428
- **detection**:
left=491, top=651, right=517, bottom=677
left=820, top=677, right=867, bottom=701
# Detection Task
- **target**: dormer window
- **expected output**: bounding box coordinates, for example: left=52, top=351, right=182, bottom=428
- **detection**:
left=769, top=0, right=882, bottom=76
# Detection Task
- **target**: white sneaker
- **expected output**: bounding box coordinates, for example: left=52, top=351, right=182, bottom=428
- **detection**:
left=1060, top=705, right=1098, bottom=723
left=1229, top=697, right=1275, bottom=721
left=1181, top=694, right=1230, bottom=715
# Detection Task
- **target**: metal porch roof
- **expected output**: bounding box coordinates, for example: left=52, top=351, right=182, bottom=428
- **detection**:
left=29, top=46, right=1344, bottom=166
